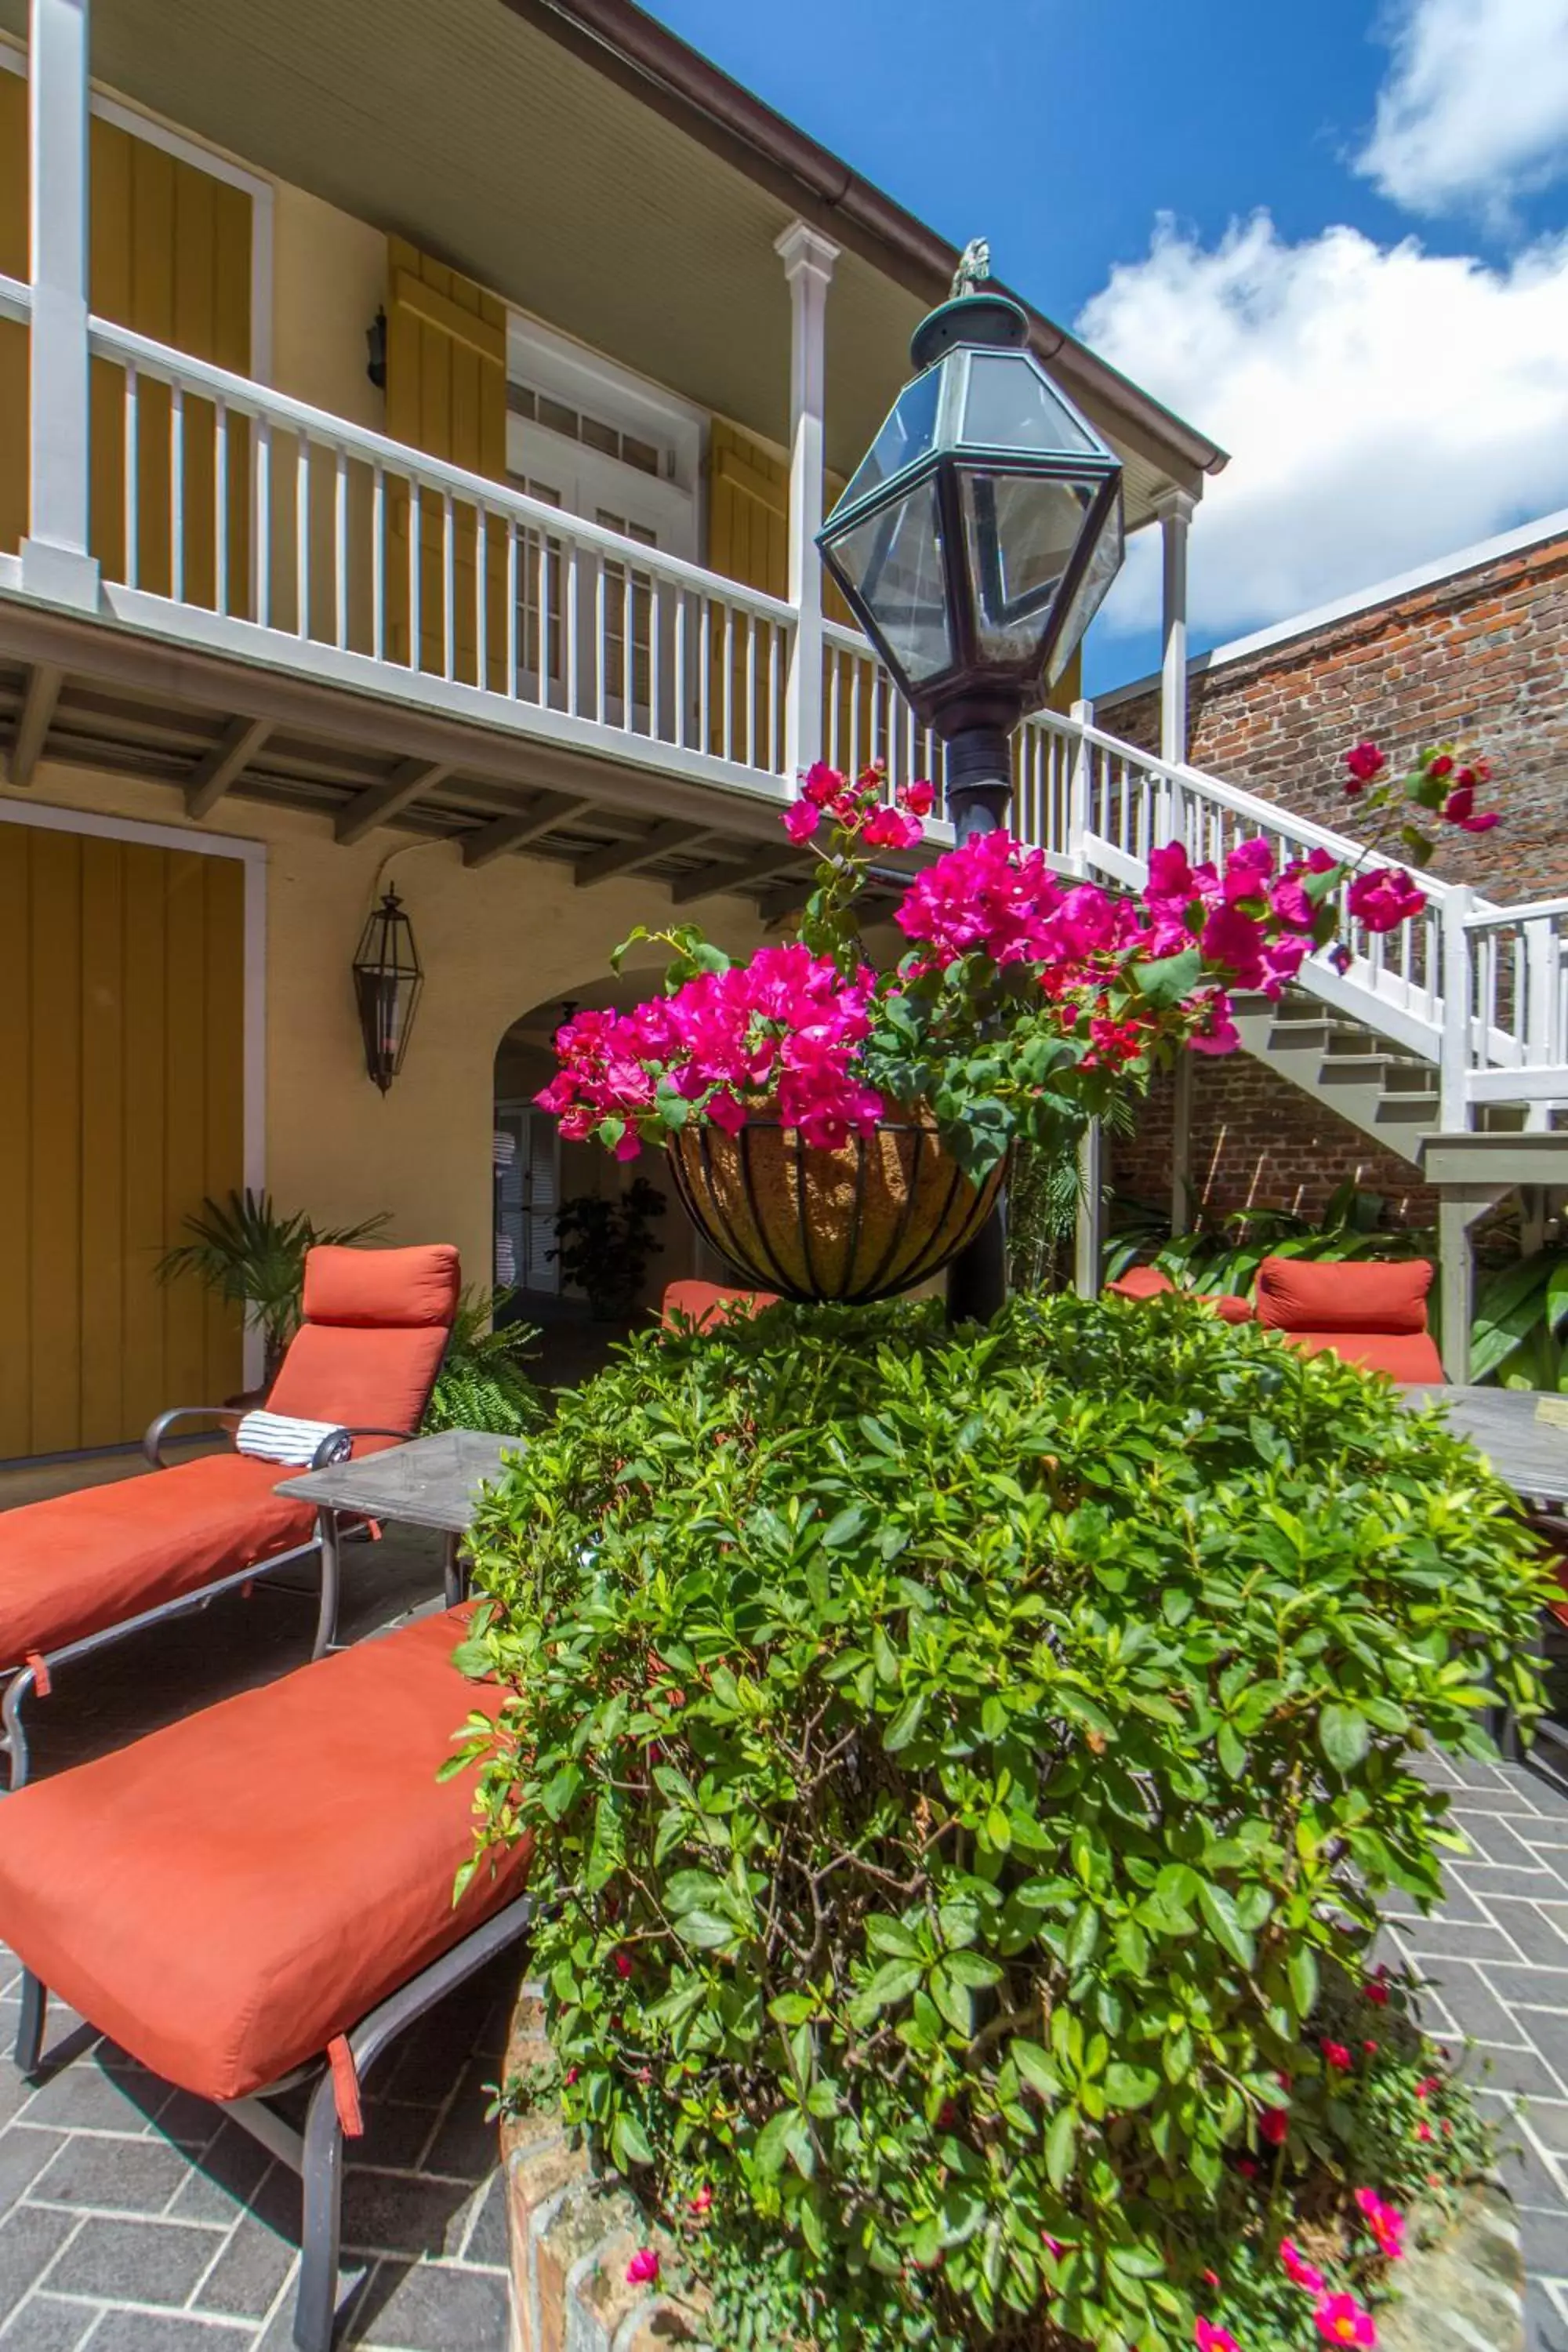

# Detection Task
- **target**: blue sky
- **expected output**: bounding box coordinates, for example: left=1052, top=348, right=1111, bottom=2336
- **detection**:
left=652, top=0, right=1568, bottom=691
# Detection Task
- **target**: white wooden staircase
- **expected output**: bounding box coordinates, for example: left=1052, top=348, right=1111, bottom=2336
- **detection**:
left=991, top=701, right=1568, bottom=1376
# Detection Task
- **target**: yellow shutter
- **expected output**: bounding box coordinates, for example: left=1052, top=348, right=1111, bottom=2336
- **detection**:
left=0, top=826, right=245, bottom=1461
left=384, top=238, right=508, bottom=686
left=89, top=117, right=252, bottom=609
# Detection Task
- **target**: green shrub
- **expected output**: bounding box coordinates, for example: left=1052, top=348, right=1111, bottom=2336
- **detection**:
left=423, top=1287, right=543, bottom=1438
left=456, top=1298, right=1548, bottom=2351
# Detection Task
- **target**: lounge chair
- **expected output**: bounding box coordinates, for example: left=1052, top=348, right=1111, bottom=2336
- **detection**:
left=0, top=1603, right=531, bottom=2352
left=1105, top=1265, right=1254, bottom=1324
left=1255, top=1255, right=1444, bottom=1382
left=660, top=1277, right=780, bottom=1329
left=0, top=1243, right=459, bottom=1787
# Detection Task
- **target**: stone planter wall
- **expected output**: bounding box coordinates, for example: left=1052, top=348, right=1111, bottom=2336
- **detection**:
left=503, top=1989, right=706, bottom=2352
left=501, top=1991, right=1526, bottom=2352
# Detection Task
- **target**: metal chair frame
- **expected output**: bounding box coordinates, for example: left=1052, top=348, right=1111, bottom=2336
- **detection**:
left=0, top=1411, right=423, bottom=1791
left=13, top=1893, right=533, bottom=2352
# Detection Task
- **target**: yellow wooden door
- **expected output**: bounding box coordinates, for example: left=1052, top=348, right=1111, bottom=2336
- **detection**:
left=0, top=85, right=250, bottom=592
left=0, top=826, right=245, bottom=1461
left=384, top=238, right=509, bottom=687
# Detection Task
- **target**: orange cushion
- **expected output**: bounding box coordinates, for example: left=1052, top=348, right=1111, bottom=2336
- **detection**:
left=0, top=1456, right=319, bottom=1669
left=301, top=1243, right=460, bottom=1329
left=1282, top=1329, right=1445, bottom=1382
left=1207, top=1293, right=1255, bottom=1326
left=0, top=1607, right=531, bottom=2103
left=1105, top=1267, right=1175, bottom=1301
left=1257, top=1257, right=1433, bottom=1336
left=660, top=1281, right=780, bottom=1331
left=266, top=1323, right=447, bottom=1437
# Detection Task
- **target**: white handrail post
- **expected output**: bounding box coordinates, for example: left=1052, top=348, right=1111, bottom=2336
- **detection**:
left=1525, top=914, right=1555, bottom=1131
left=22, top=0, right=99, bottom=610
left=1068, top=695, right=1094, bottom=877
left=1439, top=885, right=1472, bottom=1134
left=775, top=221, right=839, bottom=784
left=1154, top=488, right=1194, bottom=852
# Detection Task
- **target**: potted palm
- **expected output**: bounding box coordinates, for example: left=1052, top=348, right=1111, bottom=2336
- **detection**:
left=158, top=1188, right=389, bottom=1389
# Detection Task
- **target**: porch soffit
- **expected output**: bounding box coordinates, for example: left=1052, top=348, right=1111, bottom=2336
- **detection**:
left=0, top=0, right=1197, bottom=524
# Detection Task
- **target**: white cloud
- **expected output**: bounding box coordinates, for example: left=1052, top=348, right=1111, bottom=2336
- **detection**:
left=1356, top=0, right=1568, bottom=217
left=1078, top=211, right=1568, bottom=648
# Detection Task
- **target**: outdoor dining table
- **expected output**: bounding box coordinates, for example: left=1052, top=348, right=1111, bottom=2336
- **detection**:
left=1399, top=1383, right=1568, bottom=1509
left=1401, top=1384, right=1568, bottom=1766
left=277, top=1427, right=521, bottom=1608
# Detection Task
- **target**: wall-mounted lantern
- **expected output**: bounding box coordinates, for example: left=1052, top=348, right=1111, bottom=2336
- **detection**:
left=352, top=887, right=422, bottom=1092
left=365, top=306, right=388, bottom=391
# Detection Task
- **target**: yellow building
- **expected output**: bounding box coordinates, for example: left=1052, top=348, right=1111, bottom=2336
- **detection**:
left=0, top=0, right=1223, bottom=1461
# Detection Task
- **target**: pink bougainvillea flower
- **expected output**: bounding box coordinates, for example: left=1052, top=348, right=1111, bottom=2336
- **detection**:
left=1259, top=2107, right=1290, bottom=2147
left=625, top=2247, right=660, bottom=2286
left=1347, top=866, right=1427, bottom=935
left=1416, top=2120, right=1434, bottom=2142
left=1042, top=2233, right=1065, bottom=2259
left=613, top=1951, right=633, bottom=1980
left=898, top=778, right=935, bottom=817
left=1365, top=1969, right=1390, bottom=2007
left=1195, top=2320, right=1241, bottom=2352
left=783, top=798, right=822, bottom=844
left=1281, top=2239, right=1327, bottom=2293
left=861, top=804, right=924, bottom=851
left=1236, top=2156, right=1258, bottom=2180
left=1354, top=2188, right=1405, bottom=2259
left=688, top=2183, right=713, bottom=2216
left=1442, top=783, right=1500, bottom=833
left=1320, top=2039, right=1353, bottom=2072
left=1314, top=2292, right=1377, bottom=2346
left=1345, top=740, right=1386, bottom=787
left=1415, top=2075, right=1439, bottom=2100
left=800, top=760, right=844, bottom=808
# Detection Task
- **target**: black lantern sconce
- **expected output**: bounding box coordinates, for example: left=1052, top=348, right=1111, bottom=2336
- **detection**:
left=816, top=241, right=1124, bottom=841
left=365, top=306, right=388, bottom=391
left=352, top=887, right=423, bottom=1093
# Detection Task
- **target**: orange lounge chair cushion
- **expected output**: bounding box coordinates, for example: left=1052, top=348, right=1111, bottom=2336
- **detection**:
left=660, top=1280, right=780, bottom=1330
left=0, top=1455, right=320, bottom=1669
left=1106, top=1268, right=1253, bottom=1324
left=0, top=1607, right=530, bottom=2104
left=302, top=1244, right=460, bottom=1329
left=1256, top=1256, right=1434, bottom=1335
left=266, top=1242, right=461, bottom=1439
left=1280, top=1329, right=1446, bottom=1382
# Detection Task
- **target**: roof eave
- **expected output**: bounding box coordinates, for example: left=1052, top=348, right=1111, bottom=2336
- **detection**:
left=506, top=0, right=1229, bottom=491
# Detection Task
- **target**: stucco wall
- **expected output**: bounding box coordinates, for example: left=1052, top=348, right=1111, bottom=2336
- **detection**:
left=2, top=764, right=761, bottom=1306
left=270, top=181, right=387, bottom=430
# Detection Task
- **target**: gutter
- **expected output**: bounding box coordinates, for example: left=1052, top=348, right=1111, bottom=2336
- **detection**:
left=505, top=0, right=1229, bottom=488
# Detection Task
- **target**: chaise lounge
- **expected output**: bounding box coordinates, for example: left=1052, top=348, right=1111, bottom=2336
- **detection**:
left=0, top=1602, right=531, bottom=2351
left=0, top=1243, right=459, bottom=1786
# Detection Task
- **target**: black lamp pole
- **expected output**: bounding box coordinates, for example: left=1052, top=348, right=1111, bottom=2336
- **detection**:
left=815, top=240, right=1127, bottom=1327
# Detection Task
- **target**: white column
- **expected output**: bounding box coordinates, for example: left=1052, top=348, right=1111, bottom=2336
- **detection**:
left=775, top=220, right=839, bottom=781
left=1154, top=488, right=1195, bottom=770
left=22, top=0, right=99, bottom=609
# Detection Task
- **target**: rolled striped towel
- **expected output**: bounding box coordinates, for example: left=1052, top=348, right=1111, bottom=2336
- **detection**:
left=235, top=1410, right=353, bottom=1468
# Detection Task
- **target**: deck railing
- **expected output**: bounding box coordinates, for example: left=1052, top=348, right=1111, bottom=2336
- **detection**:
left=82, top=318, right=795, bottom=782
left=5, top=295, right=1568, bottom=1128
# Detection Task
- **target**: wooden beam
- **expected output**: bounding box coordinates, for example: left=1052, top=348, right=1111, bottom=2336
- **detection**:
left=184, top=715, right=271, bottom=818
left=463, top=793, right=595, bottom=869
left=8, top=663, right=63, bottom=787
left=670, top=845, right=806, bottom=906
left=574, top=820, right=713, bottom=888
left=335, top=760, right=452, bottom=846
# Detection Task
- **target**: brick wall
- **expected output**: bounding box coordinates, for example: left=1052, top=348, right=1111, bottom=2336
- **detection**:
left=1102, top=528, right=1568, bottom=900
left=1113, top=1058, right=1439, bottom=1230
left=1101, top=525, right=1568, bottom=1225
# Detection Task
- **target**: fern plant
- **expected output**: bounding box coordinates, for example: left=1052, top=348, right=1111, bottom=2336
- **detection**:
left=424, top=1288, right=544, bottom=1437
left=158, top=1189, right=389, bottom=1380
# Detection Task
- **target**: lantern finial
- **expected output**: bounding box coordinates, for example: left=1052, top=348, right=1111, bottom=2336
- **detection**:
left=950, top=237, right=992, bottom=299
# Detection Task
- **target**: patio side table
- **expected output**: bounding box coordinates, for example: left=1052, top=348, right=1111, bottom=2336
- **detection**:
left=277, top=1428, right=522, bottom=1622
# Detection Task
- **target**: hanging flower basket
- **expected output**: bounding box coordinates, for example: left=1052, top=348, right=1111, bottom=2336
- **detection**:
left=667, top=1116, right=1005, bottom=1304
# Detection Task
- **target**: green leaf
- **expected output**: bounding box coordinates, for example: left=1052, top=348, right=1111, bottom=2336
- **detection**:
left=612, top=2111, right=653, bottom=2168
left=883, top=1693, right=927, bottom=1752
left=1104, top=2062, right=1160, bottom=2111
left=1131, top=946, right=1203, bottom=1008
left=822, top=1504, right=868, bottom=1549
left=1288, top=1945, right=1319, bottom=2021
left=1044, top=2103, right=1077, bottom=2191
left=1196, top=1882, right=1255, bottom=1971
left=1011, top=2039, right=1063, bottom=2103
left=672, top=1908, right=739, bottom=1950
left=1320, top=1703, right=1371, bottom=1773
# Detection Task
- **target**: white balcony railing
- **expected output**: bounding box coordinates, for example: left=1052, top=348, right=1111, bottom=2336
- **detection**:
left=5, top=288, right=1567, bottom=1134
left=80, top=317, right=795, bottom=785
